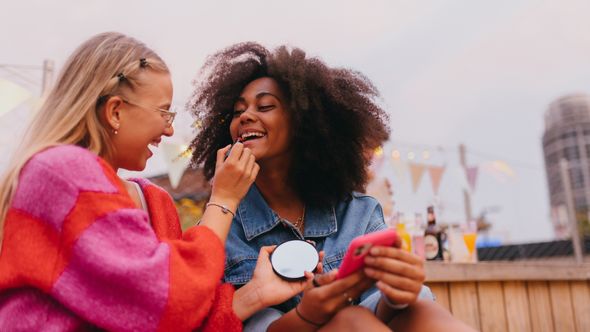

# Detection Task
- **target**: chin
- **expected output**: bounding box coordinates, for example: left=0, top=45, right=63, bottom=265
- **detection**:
left=250, top=151, right=263, bottom=161
left=123, top=159, right=148, bottom=172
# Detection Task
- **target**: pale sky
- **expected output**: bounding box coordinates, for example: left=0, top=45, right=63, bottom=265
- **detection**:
left=3, top=0, right=590, bottom=243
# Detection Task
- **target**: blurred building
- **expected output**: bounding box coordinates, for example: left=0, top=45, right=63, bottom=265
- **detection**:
left=149, top=167, right=211, bottom=231
left=542, top=94, right=590, bottom=238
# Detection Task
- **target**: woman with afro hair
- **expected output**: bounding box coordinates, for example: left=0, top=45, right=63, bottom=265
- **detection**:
left=189, top=42, right=474, bottom=332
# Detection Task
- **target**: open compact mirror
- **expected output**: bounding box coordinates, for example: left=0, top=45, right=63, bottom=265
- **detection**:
left=270, top=240, right=319, bottom=280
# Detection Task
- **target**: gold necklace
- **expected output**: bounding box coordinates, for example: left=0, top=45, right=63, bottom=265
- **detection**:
left=292, top=206, right=306, bottom=232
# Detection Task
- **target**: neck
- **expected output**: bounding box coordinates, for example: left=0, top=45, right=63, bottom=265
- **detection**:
left=98, top=153, right=140, bottom=207
left=100, top=153, right=119, bottom=174
left=255, top=157, right=303, bottom=213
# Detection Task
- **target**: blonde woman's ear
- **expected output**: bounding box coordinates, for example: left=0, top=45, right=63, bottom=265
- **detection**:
left=102, top=96, right=124, bottom=133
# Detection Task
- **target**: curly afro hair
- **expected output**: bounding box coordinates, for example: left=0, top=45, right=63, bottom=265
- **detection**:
left=188, top=42, right=390, bottom=208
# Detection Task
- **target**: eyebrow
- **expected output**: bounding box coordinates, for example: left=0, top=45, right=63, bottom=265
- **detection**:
left=235, top=91, right=281, bottom=103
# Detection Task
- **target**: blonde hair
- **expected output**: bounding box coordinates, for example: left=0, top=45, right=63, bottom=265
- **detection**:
left=0, top=32, right=168, bottom=245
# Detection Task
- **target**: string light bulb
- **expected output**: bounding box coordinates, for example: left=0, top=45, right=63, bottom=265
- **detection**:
left=374, top=146, right=384, bottom=157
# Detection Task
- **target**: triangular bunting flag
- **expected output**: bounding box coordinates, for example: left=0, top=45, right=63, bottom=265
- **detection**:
left=161, top=142, right=191, bottom=189
left=465, top=166, right=479, bottom=192
left=428, top=165, right=446, bottom=195
left=409, top=162, right=426, bottom=193
left=482, top=160, right=516, bottom=183
left=366, top=176, right=394, bottom=218
left=391, top=159, right=408, bottom=182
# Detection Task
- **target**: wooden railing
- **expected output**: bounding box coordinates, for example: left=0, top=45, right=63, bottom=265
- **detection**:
left=424, top=261, right=590, bottom=332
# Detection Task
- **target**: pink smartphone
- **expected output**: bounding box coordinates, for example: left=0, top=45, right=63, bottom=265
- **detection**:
left=336, top=228, right=400, bottom=279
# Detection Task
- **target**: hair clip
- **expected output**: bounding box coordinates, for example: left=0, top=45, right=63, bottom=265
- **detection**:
left=139, top=58, right=148, bottom=68
left=117, top=73, right=126, bottom=82
left=97, top=95, right=108, bottom=104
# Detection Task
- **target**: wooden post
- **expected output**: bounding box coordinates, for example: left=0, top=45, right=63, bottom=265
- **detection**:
left=559, top=158, right=584, bottom=263
left=459, top=144, right=473, bottom=222
left=41, top=59, right=54, bottom=96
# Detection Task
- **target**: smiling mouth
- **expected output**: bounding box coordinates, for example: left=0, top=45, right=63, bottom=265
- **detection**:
left=240, top=132, right=266, bottom=142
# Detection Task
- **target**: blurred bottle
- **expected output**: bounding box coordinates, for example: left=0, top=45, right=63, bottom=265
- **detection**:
left=386, top=211, right=400, bottom=228
left=442, top=230, right=451, bottom=262
left=447, top=224, right=463, bottom=262
left=396, top=222, right=412, bottom=253
left=424, top=206, right=444, bottom=260
left=411, top=213, right=426, bottom=259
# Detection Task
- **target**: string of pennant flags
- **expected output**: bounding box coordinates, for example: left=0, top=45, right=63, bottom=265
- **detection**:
left=369, top=143, right=523, bottom=196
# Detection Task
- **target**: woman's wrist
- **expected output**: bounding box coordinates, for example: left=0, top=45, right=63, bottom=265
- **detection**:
left=374, top=293, right=409, bottom=322
left=208, top=193, right=239, bottom=212
left=296, top=300, right=331, bottom=328
left=295, top=304, right=326, bottom=328
left=380, top=294, right=409, bottom=310
left=232, top=282, right=264, bottom=321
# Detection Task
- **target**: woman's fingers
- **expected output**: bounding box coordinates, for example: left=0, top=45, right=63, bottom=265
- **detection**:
left=363, top=246, right=425, bottom=305
left=258, top=245, right=277, bottom=257
left=314, top=251, right=325, bottom=274
left=213, top=143, right=258, bottom=195
left=339, top=277, right=375, bottom=302
left=224, top=142, right=244, bottom=162
left=364, top=247, right=425, bottom=282
left=371, top=246, right=424, bottom=266
left=244, top=154, right=257, bottom=179
left=364, top=267, right=421, bottom=294
left=312, top=270, right=365, bottom=300
left=376, top=280, right=420, bottom=304
left=312, top=269, right=338, bottom=287
left=215, top=144, right=231, bottom=169
left=301, top=270, right=372, bottom=321
left=235, top=145, right=251, bottom=169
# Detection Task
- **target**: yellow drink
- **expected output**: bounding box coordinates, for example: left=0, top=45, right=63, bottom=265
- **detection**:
left=396, top=223, right=412, bottom=252
left=462, top=233, right=477, bottom=254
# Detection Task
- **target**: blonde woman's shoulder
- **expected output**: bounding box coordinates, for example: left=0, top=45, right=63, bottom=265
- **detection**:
left=23, top=144, right=118, bottom=192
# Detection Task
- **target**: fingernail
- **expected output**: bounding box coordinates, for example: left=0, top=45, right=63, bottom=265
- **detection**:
left=365, top=256, right=375, bottom=264
left=370, top=247, right=379, bottom=255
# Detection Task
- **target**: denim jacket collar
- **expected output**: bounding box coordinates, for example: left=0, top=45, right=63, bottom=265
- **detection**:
left=237, top=185, right=338, bottom=241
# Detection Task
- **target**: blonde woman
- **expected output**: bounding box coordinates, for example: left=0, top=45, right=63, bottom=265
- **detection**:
left=0, top=33, right=309, bottom=331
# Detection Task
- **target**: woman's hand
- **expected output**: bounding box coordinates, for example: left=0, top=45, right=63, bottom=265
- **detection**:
left=363, top=246, right=425, bottom=306
left=210, top=143, right=259, bottom=209
left=295, top=269, right=374, bottom=325
left=233, top=246, right=322, bottom=320
left=251, top=246, right=321, bottom=307
left=198, top=143, right=259, bottom=243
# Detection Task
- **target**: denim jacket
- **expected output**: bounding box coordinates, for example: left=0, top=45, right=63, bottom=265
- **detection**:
left=224, top=185, right=386, bottom=312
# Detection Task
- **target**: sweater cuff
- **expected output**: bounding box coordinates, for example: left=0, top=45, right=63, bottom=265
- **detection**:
left=200, top=283, right=242, bottom=332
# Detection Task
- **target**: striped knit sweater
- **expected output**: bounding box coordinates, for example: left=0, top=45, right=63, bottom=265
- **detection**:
left=0, top=145, right=242, bottom=331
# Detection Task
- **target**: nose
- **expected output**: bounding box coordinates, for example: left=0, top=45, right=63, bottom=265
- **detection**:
left=239, top=105, right=257, bottom=124
left=163, top=124, right=174, bottom=137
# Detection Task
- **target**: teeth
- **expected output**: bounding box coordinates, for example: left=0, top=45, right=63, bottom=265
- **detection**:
left=240, top=132, right=265, bottom=139
left=149, top=141, right=160, bottom=148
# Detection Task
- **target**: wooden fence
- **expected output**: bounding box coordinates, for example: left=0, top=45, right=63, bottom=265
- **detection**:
left=425, top=261, right=590, bottom=332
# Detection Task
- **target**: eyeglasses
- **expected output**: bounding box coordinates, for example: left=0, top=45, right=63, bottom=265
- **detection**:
left=121, top=98, right=177, bottom=127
